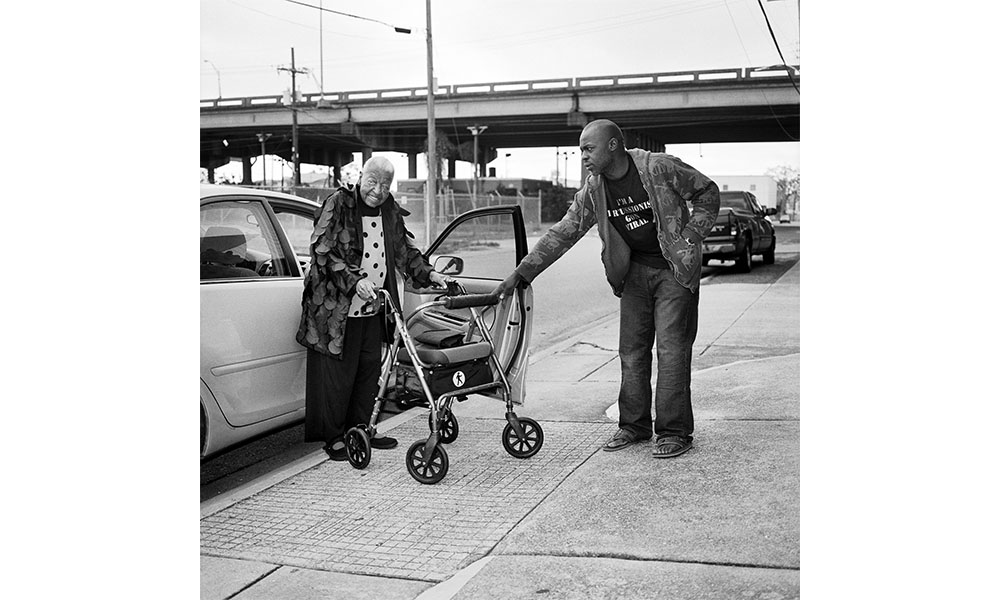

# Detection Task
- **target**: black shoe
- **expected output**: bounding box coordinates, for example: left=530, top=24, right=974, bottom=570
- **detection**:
left=370, top=435, right=398, bottom=450
left=324, top=442, right=348, bottom=461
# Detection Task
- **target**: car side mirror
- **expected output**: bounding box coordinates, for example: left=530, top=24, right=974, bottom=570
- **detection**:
left=433, top=255, right=464, bottom=276
left=766, top=207, right=777, bottom=216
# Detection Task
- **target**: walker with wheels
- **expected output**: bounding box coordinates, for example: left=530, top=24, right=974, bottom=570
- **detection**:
left=344, top=282, right=544, bottom=484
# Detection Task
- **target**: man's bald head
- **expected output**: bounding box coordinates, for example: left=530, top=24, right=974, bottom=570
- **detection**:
left=581, top=120, right=625, bottom=150
left=579, top=119, right=629, bottom=178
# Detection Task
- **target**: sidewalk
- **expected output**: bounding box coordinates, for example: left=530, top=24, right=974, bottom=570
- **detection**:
left=201, top=259, right=800, bottom=599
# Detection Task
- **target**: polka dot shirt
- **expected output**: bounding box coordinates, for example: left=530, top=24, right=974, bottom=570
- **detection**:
left=349, top=215, right=387, bottom=318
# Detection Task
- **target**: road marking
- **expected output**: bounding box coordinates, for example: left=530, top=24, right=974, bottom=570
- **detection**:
left=412, top=557, right=494, bottom=600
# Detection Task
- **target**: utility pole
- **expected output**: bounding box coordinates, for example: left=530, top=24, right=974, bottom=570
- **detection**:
left=425, top=0, right=436, bottom=246
left=467, top=125, right=487, bottom=203
left=278, top=48, right=306, bottom=186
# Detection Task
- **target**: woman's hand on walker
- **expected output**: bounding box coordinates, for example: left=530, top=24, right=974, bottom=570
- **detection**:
left=356, top=278, right=378, bottom=301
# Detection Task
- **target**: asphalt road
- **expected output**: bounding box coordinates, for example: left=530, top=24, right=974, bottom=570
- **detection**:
left=201, top=224, right=800, bottom=500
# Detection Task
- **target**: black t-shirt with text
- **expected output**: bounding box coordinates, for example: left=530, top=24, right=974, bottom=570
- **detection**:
left=604, top=156, right=669, bottom=269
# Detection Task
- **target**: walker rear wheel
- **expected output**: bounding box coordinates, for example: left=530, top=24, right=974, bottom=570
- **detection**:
left=345, top=427, right=371, bottom=469
left=428, top=410, right=459, bottom=444
left=502, top=417, right=544, bottom=459
left=405, top=439, right=449, bottom=484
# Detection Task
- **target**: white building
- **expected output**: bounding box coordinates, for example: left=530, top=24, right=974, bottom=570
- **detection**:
left=710, top=175, right=778, bottom=209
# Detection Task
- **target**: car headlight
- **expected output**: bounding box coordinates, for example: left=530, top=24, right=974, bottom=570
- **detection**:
left=730, top=226, right=738, bottom=236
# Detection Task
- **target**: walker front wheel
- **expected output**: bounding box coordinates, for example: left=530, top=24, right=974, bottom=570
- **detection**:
left=345, top=427, right=371, bottom=469
left=502, top=417, right=544, bottom=459
left=405, top=439, right=449, bottom=484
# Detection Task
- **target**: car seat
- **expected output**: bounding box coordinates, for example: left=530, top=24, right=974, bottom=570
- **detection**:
left=200, top=226, right=258, bottom=279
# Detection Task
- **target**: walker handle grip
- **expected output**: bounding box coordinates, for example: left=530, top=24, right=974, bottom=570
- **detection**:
left=442, top=293, right=499, bottom=310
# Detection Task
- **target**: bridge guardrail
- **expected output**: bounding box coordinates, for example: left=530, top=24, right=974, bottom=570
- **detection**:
left=199, top=65, right=799, bottom=110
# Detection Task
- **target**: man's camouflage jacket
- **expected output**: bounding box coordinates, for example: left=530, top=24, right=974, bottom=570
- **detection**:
left=514, top=148, right=720, bottom=295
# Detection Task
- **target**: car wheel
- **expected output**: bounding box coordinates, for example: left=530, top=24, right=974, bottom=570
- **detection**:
left=736, top=237, right=753, bottom=273
left=763, top=236, right=776, bottom=265
left=702, top=255, right=711, bottom=267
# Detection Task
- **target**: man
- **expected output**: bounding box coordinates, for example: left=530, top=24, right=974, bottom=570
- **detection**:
left=297, top=156, right=451, bottom=461
left=494, top=120, right=719, bottom=458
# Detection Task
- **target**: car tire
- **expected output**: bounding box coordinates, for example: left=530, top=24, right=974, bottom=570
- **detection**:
left=736, top=237, right=753, bottom=273
left=702, top=255, right=711, bottom=267
left=763, top=237, right=776, bottom=265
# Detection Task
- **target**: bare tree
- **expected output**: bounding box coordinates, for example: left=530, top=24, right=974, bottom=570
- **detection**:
left=766, top=165, right=800, bottom=219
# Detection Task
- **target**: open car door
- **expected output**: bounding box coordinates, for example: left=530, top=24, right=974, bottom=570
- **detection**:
left=402, top=205, right=533, bottom=405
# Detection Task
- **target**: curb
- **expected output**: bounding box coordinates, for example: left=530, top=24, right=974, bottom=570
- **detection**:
left=528, top=311, right=619, bottom=365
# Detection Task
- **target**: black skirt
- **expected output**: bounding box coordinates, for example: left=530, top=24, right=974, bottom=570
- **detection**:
left=303, top=316, right=384, bottom=444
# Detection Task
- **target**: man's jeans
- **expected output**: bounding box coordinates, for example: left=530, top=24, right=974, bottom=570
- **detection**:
left=617, top=262, right=699, bottom=441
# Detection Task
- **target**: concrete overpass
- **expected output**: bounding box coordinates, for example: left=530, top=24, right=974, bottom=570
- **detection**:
left=200, top=65, right=799, bottom=182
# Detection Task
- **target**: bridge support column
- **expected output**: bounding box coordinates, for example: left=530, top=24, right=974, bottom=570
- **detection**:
left=241, top=156, right=253, bottom=185
left=206, top=167, right=215, bottom=184
left=362, top=147, right=373, bottom=164
left=447, top=158, right=456, bottom=179
left=333, top=164, right=341, bottom=186
left=408, top=153, right=418, bottom=179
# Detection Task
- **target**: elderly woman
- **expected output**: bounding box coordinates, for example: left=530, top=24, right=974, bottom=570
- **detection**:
left=296, top=157, right=449, bottom=461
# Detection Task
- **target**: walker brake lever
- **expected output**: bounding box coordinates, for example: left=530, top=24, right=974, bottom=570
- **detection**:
left=361, top=293, right=384, bottom=316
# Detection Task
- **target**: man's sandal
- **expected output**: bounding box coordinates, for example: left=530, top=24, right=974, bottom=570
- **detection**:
left=603, top=429, right=651, bottom=452
left=652, top=437, right=692, bottom=459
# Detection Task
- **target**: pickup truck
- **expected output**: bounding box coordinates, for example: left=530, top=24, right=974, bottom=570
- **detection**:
left=698, top=190, right=777, bottom=272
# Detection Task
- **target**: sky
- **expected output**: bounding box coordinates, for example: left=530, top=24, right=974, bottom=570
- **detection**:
left=200, top=0, right=800, bottom=186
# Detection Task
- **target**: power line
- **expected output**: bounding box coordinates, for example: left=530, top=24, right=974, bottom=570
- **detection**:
left=283, top=0, right=412, bottom=33
left=755, top=0, right=799, bottom=94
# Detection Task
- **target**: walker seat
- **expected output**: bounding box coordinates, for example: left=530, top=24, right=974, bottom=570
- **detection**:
left=397, top=340, right=493, bottom=366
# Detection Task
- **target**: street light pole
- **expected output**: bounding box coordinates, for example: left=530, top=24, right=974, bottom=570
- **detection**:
left=319, top=1, right=324, bottom=100
left=467, top=125, right=487, bottom=203
left=425, top=0, right=436, bottom=246
left=555, top=147, right=560, bottom=186
left=257, top=133, right=272, bottom=186
left=563, top=151, right=573, bottom=187
left=203, top=59, right=221, bottom=99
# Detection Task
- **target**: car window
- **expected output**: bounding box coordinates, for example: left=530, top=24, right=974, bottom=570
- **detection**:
left=274, top=209, right=315, bottom=256
left=719, top=193, right=749, bottom=211
left=200, top=199, right=292, bottom=280
left=430, top=212, right=519, bottom=281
